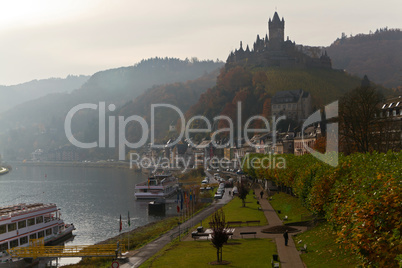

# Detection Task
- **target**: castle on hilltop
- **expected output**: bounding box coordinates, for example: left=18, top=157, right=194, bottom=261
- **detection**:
left=226, top=12, right=332, bottom=69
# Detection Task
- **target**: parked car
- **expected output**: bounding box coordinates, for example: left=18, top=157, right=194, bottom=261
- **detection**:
left=214, top=189, right=224, bottom=199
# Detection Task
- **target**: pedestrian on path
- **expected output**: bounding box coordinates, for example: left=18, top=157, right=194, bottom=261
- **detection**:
left=283, top=230, right=289, bottom=246
left=260, top=190, right=264, bottom=199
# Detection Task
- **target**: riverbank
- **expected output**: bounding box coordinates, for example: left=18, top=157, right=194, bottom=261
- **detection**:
left=7, top=160, right=137, bottom=170
left=62, top=217, right=179, bottom=268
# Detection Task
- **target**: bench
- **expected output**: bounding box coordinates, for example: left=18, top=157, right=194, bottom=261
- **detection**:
left=240, top=231, right=257, bottom=238
left=245, top=220, right=260, bottom=226
left=271, top=259, right=280, bottom=268
left=299, top=244, right=307, bottom=253
left=227, top=221, right=243, bottom=227
left=226, top=232, right=234, bottom=239
left=192, top=233, right=210, bottom=240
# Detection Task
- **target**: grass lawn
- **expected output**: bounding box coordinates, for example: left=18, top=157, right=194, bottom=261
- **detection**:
left=203, top=192, right=268, bottom=226
left=269, top=192, right=311, bottom=223
left=293, top=222, right=361, bottom=268
left=141, top=238, right=277, bottom=268
left=62, top=217, right=179, bottom=268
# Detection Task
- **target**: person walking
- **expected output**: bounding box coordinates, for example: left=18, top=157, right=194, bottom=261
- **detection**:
left=260, top=190, right=264, bottom=199
left=283, top=230, right=289, bottom=246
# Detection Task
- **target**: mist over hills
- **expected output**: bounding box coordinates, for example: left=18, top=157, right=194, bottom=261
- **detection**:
left=0, top=75, right=90, bottom=113
left=0, top=58, right=223, bottom=160
left=1, top=28, right=401, bottom=161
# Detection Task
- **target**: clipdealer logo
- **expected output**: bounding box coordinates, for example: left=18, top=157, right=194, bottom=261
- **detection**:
left=64, top=101, right=339, bottom=168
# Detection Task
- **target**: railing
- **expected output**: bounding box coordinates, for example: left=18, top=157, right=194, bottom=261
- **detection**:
left=7, top=240, right=124, bottom=259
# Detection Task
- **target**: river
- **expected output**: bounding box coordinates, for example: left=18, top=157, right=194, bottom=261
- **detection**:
left=0, top=165, right=170, bottom=265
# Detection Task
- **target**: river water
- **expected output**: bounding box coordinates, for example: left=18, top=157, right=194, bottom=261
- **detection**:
left=0, top=165, right=169, bottom=265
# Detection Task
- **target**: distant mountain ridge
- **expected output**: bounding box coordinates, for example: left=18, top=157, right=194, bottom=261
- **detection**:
left=326, top=28, right=402, bottom=89
left=0, top=57, right=224, bottom=160
left=0, top=75, right=90, bottom=113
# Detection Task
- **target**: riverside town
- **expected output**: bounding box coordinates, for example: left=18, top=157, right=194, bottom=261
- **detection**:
left=0, top=5, right=400, bottom=268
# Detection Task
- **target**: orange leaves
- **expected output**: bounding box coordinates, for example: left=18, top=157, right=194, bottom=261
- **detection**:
left=244, top=151, right=401, bottom=266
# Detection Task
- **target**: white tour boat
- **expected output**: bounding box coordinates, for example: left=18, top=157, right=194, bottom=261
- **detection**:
left=135, top=173, right=179, bottom=199
left=0, top=203, right=74, bottom=265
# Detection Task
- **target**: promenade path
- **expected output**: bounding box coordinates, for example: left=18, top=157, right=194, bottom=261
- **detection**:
left=182, top=185, right=306, bottom=268
left=120, top=172, right=231, bottom=268
left=121, top=179, right=305, bottom=268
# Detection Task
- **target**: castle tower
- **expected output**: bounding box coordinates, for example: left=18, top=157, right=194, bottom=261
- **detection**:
left=268, top=12, right=285, bottom=51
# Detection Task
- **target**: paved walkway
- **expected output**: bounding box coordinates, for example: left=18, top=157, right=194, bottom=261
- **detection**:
left=183, top=186, right=306, bottom=268
left=120, top=171, right=231, bottom=268
left=121, top=181, right=305, bottom=268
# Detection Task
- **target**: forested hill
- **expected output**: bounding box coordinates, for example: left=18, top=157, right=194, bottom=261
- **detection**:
left=0, top=75, right=89, bottom=113
left=326, top=28, right=402, bottom=89
left=114, top=69, right=220, bottom=144
left=187, top=66, right=363, bottom=119
left=184, top=65, right=394, bottom=143
left=0, top=58, right=223, bottom=160
left=0, top=58, right=223, bottom=132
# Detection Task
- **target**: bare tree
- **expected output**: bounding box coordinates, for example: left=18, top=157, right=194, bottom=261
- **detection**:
left=340, top=76, right=383, bottom=153
left=210, top=209, right=229, bottom=263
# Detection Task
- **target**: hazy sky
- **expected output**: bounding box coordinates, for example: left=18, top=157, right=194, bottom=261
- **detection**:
left=0, top=0, right=401, bottom=85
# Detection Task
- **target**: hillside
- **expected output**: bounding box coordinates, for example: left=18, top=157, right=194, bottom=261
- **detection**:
left=188, top=66, right=361, bottom=119
left=184, top=65, right=395, bottom=143
left=0, top=58, right=223, bottom=132
left=118, top=69, right=220, bottom=143
left=326, top=29, right=402, bottom=89
left=0, top=58, right=223, bottom=160
left=0, top=75, right=89, bottom=113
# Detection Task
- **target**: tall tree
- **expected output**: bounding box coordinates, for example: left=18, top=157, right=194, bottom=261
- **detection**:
left=339, top=76, right=383, bottom=153
left=237, top=181, right=249, bottom=207
left=210, top=209, right=229, bottom=263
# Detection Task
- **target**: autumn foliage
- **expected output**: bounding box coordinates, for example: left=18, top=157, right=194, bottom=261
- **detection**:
left=243, top=152, right=401, bottom=266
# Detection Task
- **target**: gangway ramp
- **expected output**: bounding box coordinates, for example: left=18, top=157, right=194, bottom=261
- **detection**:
left=7, top=239, right=124, bottom=259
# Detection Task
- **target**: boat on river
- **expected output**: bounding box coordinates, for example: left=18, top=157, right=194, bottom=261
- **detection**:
left=0, top=203, right=74, bottom=266
left=135, top=173, right=179, bottom=199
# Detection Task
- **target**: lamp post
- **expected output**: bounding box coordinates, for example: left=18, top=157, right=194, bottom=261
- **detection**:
left=178, top=221, right=181, bottom=241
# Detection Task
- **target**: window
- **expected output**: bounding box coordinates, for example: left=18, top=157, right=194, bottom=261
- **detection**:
left=400, top=110, right=402, bottom=116
left=27, top=218, right=35, bottom=226
left=0, top=225, right=6, bottom=234
left=9, top=239, right=19, bottom=248
left=382, top=104, right=387, bottom=109
left=46, top=228, right=52, bottom=236
left=0, top=243, right=8, bottom=251
left=7, top=223, right=16, bottom=232
left=386, top=111, right=390, bottom=117
left=393, top=110, right=397, bottom=116
left=38, top=231, right=44, bottom=238
left=389, top=103, right=393, bottom=108
left=36, top=216, right=43, bottom=224
left=29, top=233, right=37, bottom=240
left=396, top=102, right=400, bottom=107
left=18, top=220, right=26, bottom=229
left=20, top=236, right=28, bottom=246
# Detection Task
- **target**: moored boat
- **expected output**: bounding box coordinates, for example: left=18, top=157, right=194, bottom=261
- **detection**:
left=0, top=203, right=74, bottom=265
left=135, top=173, right=179, bottom=199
